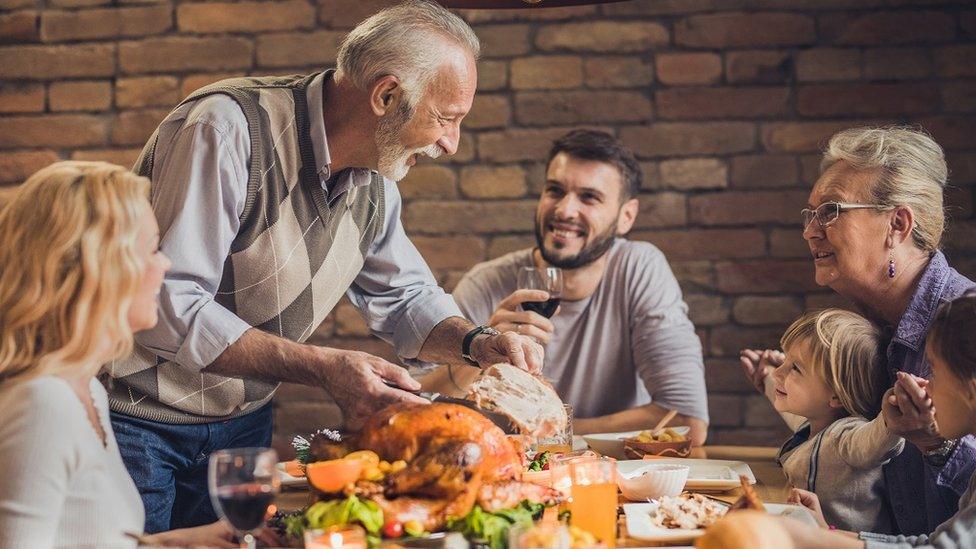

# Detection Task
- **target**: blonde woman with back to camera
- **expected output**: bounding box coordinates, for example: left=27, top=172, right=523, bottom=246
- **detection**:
left=0, top=161, right=237, bottom=547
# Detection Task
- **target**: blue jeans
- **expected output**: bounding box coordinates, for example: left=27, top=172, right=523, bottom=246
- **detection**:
left=111, top=403, right=274, bottom=533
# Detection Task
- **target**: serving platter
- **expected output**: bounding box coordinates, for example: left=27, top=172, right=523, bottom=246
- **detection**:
left=623, top=502, right=818, bottom=543
left=616, top=458, right=755, bottom=492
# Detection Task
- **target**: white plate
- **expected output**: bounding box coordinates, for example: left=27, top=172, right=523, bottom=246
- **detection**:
left=617, top=458, right=754, bottom=492
left=624, top=502, right=819, bottom=542
left=582, top=427, right=691, bottom=459
left=276, top=462, right=308, bottom=488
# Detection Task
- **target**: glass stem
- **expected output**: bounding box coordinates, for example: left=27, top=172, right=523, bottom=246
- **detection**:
left=242, top=532, right=256, bottom=549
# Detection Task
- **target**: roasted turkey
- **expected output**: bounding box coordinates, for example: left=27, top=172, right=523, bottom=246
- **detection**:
left=308, top=402, right=562, bottom=530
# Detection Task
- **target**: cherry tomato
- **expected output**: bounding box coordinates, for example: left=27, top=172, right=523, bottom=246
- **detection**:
left=382, top=519, right=403, bottom=538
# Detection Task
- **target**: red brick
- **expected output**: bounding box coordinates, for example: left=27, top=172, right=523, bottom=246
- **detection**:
left=745, top=395, right=785, bottom=428
left=639, top=161, right=662, bottom=191
left=690, top=190, right=807, bottom=226
left=316, top=0, right=395, bottom=28
left=795, top=48, right=861, bottom=82
left=915, top=116, right=976, bottom=151
left=536, top=21, right=668, bottom=53
left=621, top=122, right=756, bottom=158
left=459, top=165, right=526, bottom=199
left=656, top=87, right=790, bottom=120
left=943, top=82, right=976, bottom=113
left=177, top=1, right=314, bottom=33
left=705, top=358, right=755, bottom=394
left=935, top=46, right=976, bottom=78
left=256, top=31, right=343, bottom=68
left=658, top=158, right=727, bottom=190
left=180, top=72, right=241, bottom=97
left=411, top=235, right=487, bottom=270
left=716, top=260, right=820, bottom=294
left=709, top=426, right=792, bottom=447
left=676, top=13, right=815, bottom=48
left=684, top=294, right=727, bottom=327
left=510, top=56, right=583, bottom=90
left=584, top=56, right=653, bottom=88
left=464, top=95, right=510, bottom=130
left=0, top=114, right=109, bottom=148
left=672, top=260, right=715, bottom=291
left=40, top=5, right=170, bottom=42
left=730, top=154, right=799, bottom=189
left=655, top=52, right=721, bottom=86
left=116, top=76, right=180, bottom=108
left=0, top=43, right=115, bottom=79
left=435, top=133, right=475, bottom=164
left=0, top=150, right=59, bottom=184
left=733, top=296, right=803, bottom=326
left=633, top=228, right=764, bottom=260
left=710, top=325, right=785, bottom=357
left=0, top=83, right=43, bottom=113
left=488, top=235, right=534, bottom=259
left=49, top=80, right=111, bottom=112
left=477, top=24, right=531, bottom=58
left=398, top=165, right=457, bottom=200
left=820, top=11, right=955, bottom=46
left=946, top=221, right=976, bottom=255
left=47, top=0, right=109, bottom=6
left=770, top=228, right=810, bottom=259
left=707, top=394, right=744, bottom=427
left=111, top=109, right=168, bottom=146
left=0, top=10, right=38, bottom=43
left=403, top=200, right=538, bottom=234
left=458, top=5, right=595, bottom=24
left=600, top=0, right=717, bottom=16
left=477, top=60, right=508, bottom=92
left=515, top=91, right=651, bottom=126
left=479, top=128, right=586, bottom=163
left=797, top=83, right=939, bottom=117
left=0, top=0, right=38, bottom=8
left=70, top=148, right=141, bottom=168
left=949, top=152, right=976, bottom=185
left=633, top=192, right=687, bottom=229
left=946, top=184, right=974, bottom=219
left=762, top=121, right=863, bottom=153
left=804, top=292, right=854, bottom=311
left=724, top=50, right=791, bottom=84
left=864, top=48, right=932, bottom=80
left=120, top=37, right=253, bottom=74
left=799, top=154, right=822, bottom=186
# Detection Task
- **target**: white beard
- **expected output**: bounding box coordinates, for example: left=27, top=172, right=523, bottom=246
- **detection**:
left=375, top=104, right=443, bottom=181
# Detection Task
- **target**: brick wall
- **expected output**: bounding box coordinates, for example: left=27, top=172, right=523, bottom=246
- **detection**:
left=1, top=0, right=975, bottom=454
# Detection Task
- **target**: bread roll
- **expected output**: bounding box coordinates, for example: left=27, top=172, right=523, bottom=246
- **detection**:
left=695, top=510, right=794, bottom=549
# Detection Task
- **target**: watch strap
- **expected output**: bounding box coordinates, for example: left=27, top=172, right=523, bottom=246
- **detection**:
left=461, top=325, right=499, bottom=366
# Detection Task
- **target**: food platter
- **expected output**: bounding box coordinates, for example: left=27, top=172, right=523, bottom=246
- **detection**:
left=623, top=501, right=818, bottom=543
left=616, top=459, right=755, bottom=492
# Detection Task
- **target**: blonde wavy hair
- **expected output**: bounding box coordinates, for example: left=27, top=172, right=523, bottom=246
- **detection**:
left=822, top=126, right=947, bottom=252
left=781, top=309, right=888, bottom=419
left=0, top=161, right=150, bottom=384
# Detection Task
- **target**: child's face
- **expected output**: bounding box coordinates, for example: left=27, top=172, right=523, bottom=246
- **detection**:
left=926, top=347, right=976, bottom=440
left=772, top=338, right=841, bottom=419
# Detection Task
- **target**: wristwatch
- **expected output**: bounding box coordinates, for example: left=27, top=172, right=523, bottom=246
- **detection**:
left=923, top=438, right=958, bottom=467
left=461, top=325, right=500, bottom=367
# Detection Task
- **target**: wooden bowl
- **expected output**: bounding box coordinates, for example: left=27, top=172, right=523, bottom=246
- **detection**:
left=622, top=438, right=693, bottom=459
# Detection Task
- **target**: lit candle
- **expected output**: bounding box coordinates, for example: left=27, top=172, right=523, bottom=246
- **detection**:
left=304, top=525, right=367, bottom=549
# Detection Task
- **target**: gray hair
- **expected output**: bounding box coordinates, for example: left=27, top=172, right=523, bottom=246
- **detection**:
left=821, top=126, right=947, bottom=252
left=335, top=0, right=480, bottom=109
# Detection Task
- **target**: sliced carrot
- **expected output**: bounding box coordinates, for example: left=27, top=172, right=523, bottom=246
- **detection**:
left=306, top=459, right=364, bottom=493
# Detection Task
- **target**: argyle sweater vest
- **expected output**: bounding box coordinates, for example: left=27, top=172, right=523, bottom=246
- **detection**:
left=101, top=72, right=385, bottom=423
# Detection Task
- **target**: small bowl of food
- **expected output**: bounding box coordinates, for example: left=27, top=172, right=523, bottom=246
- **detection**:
left=583, top=427, right=690, bottom=459
left=616, top=463, right=690, bottom=501
left=622, top=428, right=693, bottom=458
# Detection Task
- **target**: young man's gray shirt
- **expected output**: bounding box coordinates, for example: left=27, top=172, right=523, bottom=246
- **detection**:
left=452, top=239, right=708, bottom=421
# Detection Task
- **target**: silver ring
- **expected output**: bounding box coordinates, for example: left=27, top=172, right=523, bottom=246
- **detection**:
left=516, top=324, right=523, bottom=334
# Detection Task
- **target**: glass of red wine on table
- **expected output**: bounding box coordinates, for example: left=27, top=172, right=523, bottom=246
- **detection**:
left=208, top=447, right=279, bottom=549
left=517, top=266, right=563, bottom=319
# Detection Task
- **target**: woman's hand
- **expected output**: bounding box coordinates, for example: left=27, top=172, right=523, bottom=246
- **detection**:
left=788, top=487, right=829, bottom=529
left=739, top=349, right=784, bottom=392
left=882, top=372, right=943, bottom=450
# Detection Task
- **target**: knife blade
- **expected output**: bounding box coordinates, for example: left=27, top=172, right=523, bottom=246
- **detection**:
left=383, top=381, right=518, bottom=434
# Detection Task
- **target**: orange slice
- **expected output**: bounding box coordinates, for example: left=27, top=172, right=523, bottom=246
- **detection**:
left=306, top=458, right=364, bottom=493
left=282, top=460, right=305, bottom=478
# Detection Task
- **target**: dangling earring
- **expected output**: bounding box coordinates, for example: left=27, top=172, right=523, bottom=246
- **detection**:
left=888, top=253, right=896, bottom=279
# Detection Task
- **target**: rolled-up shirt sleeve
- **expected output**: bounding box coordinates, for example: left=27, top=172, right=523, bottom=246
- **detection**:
left=628, top=245, right=709, bottom=422
left=133, top=96, right=252, bottom=370
left=346, top=179, right=463, bottom=360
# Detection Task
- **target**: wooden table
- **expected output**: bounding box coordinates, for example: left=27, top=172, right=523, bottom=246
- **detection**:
left=274, top=446, right=789, bottom=547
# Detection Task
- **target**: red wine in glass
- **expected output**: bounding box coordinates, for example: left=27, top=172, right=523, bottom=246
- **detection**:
left=215, top=484, right=275, bottom=532
left=517, top=266, right=563, bottom=319
left=522, top=297, right=561, bottom=318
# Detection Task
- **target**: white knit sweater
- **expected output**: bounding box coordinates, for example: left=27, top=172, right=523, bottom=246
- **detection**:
left=0, top=376, right=144, bottom=548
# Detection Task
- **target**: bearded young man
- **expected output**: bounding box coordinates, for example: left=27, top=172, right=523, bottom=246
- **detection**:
left=103, top=0, right=542, bottom=532
left=423, top=130, right=709, bottom=444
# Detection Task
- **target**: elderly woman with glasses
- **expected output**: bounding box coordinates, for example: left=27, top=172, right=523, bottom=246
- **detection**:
left=741, top=126, right=976, bottom=536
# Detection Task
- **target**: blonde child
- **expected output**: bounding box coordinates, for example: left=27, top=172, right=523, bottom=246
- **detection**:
left=744, top=309, right=903, bottom=533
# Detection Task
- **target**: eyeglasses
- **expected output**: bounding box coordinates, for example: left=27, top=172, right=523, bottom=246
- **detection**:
left=801, top=202, right=895, bottom=229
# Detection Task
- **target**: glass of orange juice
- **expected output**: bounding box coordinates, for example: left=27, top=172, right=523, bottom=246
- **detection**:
left=551, top=456, right=617, bottom=548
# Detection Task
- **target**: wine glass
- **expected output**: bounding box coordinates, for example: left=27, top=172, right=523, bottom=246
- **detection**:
left=516, top=266, right=563, bottom=319
left=208, top=447, right=279, bottom=549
